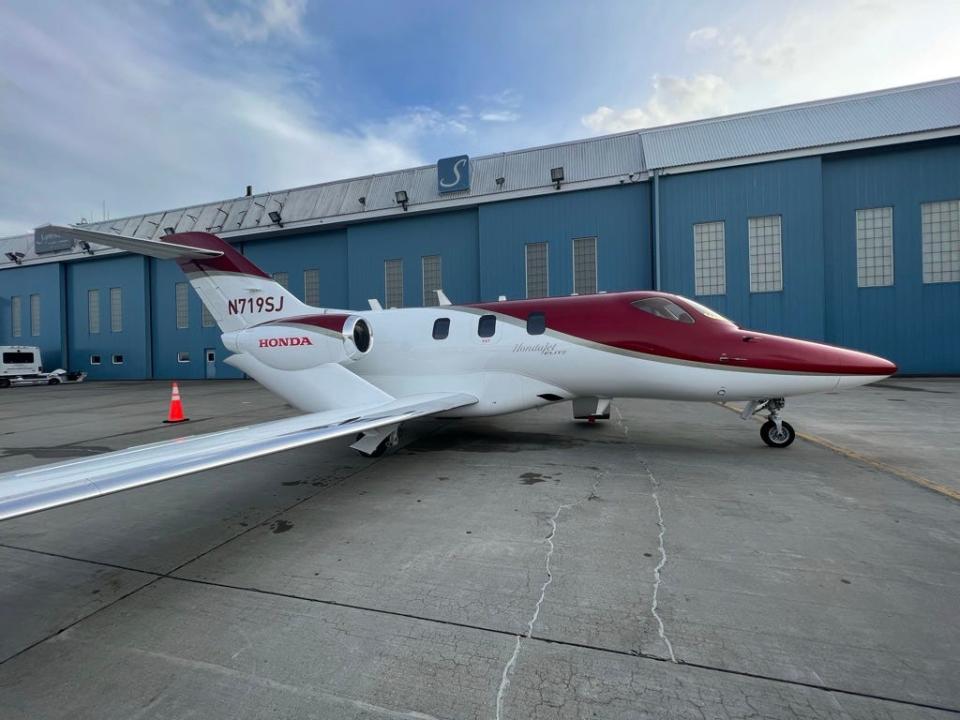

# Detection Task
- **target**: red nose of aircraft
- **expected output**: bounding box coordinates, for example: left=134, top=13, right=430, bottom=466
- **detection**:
left=836, top=347, right=898, bottom=376
left=730, top=333, right=897, bottom=377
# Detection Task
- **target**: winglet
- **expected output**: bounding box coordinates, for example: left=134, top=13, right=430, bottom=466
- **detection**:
left=436, top=290, right=452, bottom=306
left=368, top=298, right=383, bottom=310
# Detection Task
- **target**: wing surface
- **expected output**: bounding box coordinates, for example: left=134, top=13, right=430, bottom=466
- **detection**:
left=41, top=225, right=222, bottom=260
left=0, top=392, right=476, bottom=521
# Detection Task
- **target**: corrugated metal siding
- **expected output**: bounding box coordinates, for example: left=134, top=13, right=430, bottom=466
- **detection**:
left=644, top=79, right=960, bottom=169
left=494, top=133, right=644, bottom=194
left=346, top=210, right=479, bottom=310
left=66, top=255, right=150, bottom=379
left=658, top=157, right=826, bottom=341
left=477, top=184, right=651, bottom=301
left=334, top=178, right=370, bottom=215
left=149, top=258, right=241, bottom=380
left=0, top=263, right=65, bottom=368
left=822, top=140, right=960, bottom=374
left=244, top=230, right=349, bottom=309
left=0, top=233, right=33, bottom=259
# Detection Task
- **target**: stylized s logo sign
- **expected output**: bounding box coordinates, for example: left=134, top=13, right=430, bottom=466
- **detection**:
left=440, top=158, right=467, bottom=188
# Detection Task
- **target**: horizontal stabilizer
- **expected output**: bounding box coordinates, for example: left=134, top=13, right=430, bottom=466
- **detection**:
left=42, top=225, right=223, bottom=260
left=0, top=392, right=477, bottom=522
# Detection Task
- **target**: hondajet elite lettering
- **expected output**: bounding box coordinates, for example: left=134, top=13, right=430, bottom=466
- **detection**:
left=0, top=227, right=895, bottom=521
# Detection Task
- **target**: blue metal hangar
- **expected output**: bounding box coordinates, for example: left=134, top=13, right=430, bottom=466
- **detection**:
left=1, top=78, right=959, bottom=379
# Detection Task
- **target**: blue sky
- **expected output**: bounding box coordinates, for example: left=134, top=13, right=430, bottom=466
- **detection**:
left=1, top=0, right=959, bottom=235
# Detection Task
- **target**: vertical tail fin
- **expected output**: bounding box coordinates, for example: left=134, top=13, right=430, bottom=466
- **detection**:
left=166, top=232, right=313, bottom=332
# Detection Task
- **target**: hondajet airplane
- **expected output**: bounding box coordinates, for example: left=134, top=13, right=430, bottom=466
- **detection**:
left=0, top=227, right=896, bottom=521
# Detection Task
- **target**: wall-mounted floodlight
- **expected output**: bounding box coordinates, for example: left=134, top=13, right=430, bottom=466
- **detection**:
left=550, top=166, right=564, bottom=190
left=5, top=251, right=25, bottom=265
left=79, top=241, right=95, bottom=256
left=268, top=210, right=283, bottom=227
left=163, top=227, right=176, bottom=235
left=395, top=190, right=409, bottom=211
left=495, top=176, right=505, bottom=187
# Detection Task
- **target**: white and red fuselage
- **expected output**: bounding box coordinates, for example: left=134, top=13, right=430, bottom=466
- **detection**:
left=220, top=294, right=896, bottom=418
left=170, top=231, right=896, bottom=420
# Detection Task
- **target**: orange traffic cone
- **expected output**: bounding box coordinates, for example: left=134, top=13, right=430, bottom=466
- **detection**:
left=163, top=382, right=189, bottom=423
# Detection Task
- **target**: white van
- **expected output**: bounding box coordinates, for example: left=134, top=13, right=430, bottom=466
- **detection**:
left=1, top=345, right=43, bottom=382
left=0, top=346, right=86, bottom=388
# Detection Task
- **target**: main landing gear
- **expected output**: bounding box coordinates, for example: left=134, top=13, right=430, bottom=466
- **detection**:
left=351, top=425, right=400, bottom=457
left=740, top=398, right=796, bottom=448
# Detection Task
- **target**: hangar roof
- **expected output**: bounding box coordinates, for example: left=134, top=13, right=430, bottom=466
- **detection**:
left=641, top=76, right=960, bottom=168
left=2, top=77, right=959, bottom=267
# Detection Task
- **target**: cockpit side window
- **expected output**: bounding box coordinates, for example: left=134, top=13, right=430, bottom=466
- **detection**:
left=631, top=298, right=694, bottom=324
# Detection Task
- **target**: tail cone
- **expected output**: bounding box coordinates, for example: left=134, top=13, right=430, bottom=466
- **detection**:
left=163, top=382, right=189, bottom=423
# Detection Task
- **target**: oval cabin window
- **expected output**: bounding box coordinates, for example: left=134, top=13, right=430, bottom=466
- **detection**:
left=477, top=314, right=496, bottom=338
left=526, top=312, right=546, bottom=335
left=433, top=318, right=450, bottom=340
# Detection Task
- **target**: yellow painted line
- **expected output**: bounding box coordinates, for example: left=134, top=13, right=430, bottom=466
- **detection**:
left=718, top=403, right=960, bottom=503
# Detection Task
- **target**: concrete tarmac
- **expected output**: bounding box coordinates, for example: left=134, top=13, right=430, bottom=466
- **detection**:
left=0, top=379, right=957, bottom=719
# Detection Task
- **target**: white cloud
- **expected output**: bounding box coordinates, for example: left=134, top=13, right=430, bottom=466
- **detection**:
left=0, top=3, right=423, bottom=234
left=481, top=89, right=522, bottom=109
left=581, top=74, right=730, bottom=133
left=687, top=1, right=960, bottom=107
left=480, top=111, right=520, bottom=123
left=686, top=26, right=719, bottom=48
left=203, top=0, right=308, bottom=43
left=583, top=1, right=960, bottom=137
left=475, top=89, right=522, bottom=124
left=382, top=107, right=472, bottom=138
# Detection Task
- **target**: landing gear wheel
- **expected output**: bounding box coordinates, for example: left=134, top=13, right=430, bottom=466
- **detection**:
left=47, top=377, right=61, bottom=385
left=761, top=420, right=795, bottom=448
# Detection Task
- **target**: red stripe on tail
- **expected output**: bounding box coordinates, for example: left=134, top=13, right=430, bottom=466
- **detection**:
left=164, top=232, right=270, bottom=278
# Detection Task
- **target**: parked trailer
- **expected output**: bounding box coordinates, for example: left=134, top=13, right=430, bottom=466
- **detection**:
left=4, top=369, right=87, bottom=387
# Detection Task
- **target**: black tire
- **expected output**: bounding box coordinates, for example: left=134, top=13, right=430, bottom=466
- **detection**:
left=0, top=378, right=10, bottom=389
left=48, top=377, right=61, bottom=385
left=368, top=439, right=388, bottom=458
left=761, top=420, right=795, bottom=448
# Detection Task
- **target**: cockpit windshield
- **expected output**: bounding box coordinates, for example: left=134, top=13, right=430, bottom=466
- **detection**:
left=680, top=298, right=736, bottom=324
left=631, top=298, right=694, bottom=323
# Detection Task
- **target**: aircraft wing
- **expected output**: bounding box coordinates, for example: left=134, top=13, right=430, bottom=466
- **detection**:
left=40, top=225, right=222, bottom=260
left=0, top=392, right=476, bottom=522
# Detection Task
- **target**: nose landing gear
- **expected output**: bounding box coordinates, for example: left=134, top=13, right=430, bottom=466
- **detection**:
left=741, top=398, right=796, bottom=448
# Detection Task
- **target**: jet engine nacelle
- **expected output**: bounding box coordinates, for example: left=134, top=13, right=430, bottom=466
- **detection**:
left=222, top=315, right=372, bottom=371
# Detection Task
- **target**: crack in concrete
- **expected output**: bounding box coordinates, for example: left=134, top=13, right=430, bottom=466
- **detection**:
left=614, top=404, right=677, bottom=663
left=647, top=466, right=677, bottom=664
left=495, top=477, right=601, bottom=720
